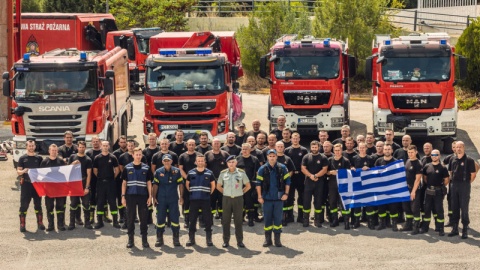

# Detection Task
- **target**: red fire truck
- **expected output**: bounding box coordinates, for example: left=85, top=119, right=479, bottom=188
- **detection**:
left=16, top=13, right=118, bottom=56
left=3, top=47, right=132, bottom=166
left=365, top=33, right=467, bottom=153
left=106, top=27, right=163, bottom=93
left=259, top=35, right=356, bottom=135
left=142, top=31, right=242, bottom=143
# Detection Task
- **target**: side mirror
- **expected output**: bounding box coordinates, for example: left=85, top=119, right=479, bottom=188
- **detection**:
left=348, top=55, right=357, bottom=78
left=105, top=70, right=115, bottom=78
left=119, top=35, right=128, bottom=49
left=127, top=37, right=135, bottom=61
left=259, top=56, right=267, bottom=78
left=231, top=66, right=239, bottom=81
left=459, top=56, right=468, bottom=80
left=103, top=70, right=114, bottom=95
left=232, top=81, right=240, bottom=91
left=2, top=72, right=10, bottom=97
left=365, top=57, right=373, bottom=81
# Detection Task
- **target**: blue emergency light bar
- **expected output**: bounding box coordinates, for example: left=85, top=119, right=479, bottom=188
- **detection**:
left=440, top=39, right=447, bottom=45
left=196, top=48, right=212, bottom=55
left=159, top=48, right=213, bottom=56
left=384, top=40, right=391, bottom=45
left=80, top=51, right=87, bottom=61
left=159, top=50, right=177, bottom=56
left=323, top=38, right=331, bottom=47
left=284, top=40, right=291, bottom=46
left=23, top=53, right=30, bottom=62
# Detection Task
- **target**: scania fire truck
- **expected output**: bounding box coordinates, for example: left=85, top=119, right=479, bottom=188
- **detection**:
left=3, top=47, right=132, bottom=166
left=259, top=35, right=356, bottom=135
left=365, top=33, right=467, bottom=153
left=143, top=31, right=242, bottom=143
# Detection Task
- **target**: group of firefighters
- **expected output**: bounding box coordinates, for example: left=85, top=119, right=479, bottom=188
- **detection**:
left=16, top=117, right=479, bottom=249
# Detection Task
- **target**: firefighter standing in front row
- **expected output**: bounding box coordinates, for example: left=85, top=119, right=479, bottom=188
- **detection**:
left=256, top=149, right=291, bottom=247
left=152, top=154, right=184, bottom=247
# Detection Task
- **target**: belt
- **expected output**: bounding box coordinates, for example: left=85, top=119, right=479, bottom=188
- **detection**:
left=428, top=186, right=443, bottom=190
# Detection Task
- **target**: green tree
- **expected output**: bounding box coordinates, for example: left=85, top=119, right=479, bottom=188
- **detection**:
left=43, top=0, right=99, bottom=12
left=236, top=2, right=312, bottom=79
left=456, top=18, right=480, bottom=92
left=109, top=0, right=194, bottom=31
left=21, top=0, right=42, bottom=12
left=312, top=0, right=403, bottom=75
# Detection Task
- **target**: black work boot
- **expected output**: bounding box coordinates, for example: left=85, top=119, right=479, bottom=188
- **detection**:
left=206, top=231, right=213, bottom=246
left=19, top=213, right=26, bottom=232
left=385, top=216, right=391, bottom=228
left=434, top=220, right=440, bottom=232
left=391, top=218, right=398, bottom=232
left=46, top=212, right=55, bottom=231
left=445, top=215, right=453, bottom=227
left=367, top=216, right=375, bottom=230
left=155, top=231, right=164, bottom=247
left=330, top=214, right=339, bottom=228
left=401, top=218, right=413, bottom=231
left=84, top=210, right=93, bottom=229
left=376, top=217, right=386, bottom=231
left=184, top=214, right=189, bottom=229
left=263, top=231, right=273, bottom=247
left=461, top=226, right=468, bottom=239
left=57, top=213, right=66, bottom=231
left=411, top=221, right=420, bottom=235
left=448, top=223, right=459, bottom=237
left=75, top=208, right=84, bottom=226
left=274, top=233, right=282, bottom=247
left=186, top=232, right=195, bottom=246
left=353, top=216, right=360, bottom=229
left=344, top=218, right=350, bottom=230
left=318, top=211, right=325, bottom=224
left=94, top=215, right=104, bottom=229
left=296, top=212, right=304, bottom=223
left=419, top=221, right=429, bottom=234
left=68, top=210, right=76, bottom=230
left=438, top=223, right=445, bottom=236
left=248, top=212, right=254, bottom=227
left=126, top=234, right=134, bottom=248
left=303, top=213, right=310, bottom=227
left=142, top=234, right=150, bottom=248
left=287, top=210, right=295, bottom=223
left=314, top=213, right=322, bottom=228
left=173, top=231, right=181, bottom=246
left=36, top=212, right=46, bottom=230
left=119, top=208, right=126, bottom=224
left=112, top=214, right=121, bottom=228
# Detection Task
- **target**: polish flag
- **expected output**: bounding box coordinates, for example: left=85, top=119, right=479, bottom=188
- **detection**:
left=28, top=164, right=84, bottom=197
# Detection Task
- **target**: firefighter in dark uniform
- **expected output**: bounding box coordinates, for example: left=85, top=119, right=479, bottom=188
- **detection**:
left=121, top=147, right=153, bottom=248
left=86, top=136, right=102, bottom=223
left=205, top=138, right=229, bottom=220
left=256, top=149, right=291, bottom=247
left=185, top=155, right=216, bottom=247
left=275, top=141, right=295, bottom=226
left=58, top=130, right=78, bottom=163
left=179, top=139, right=201, bottom=228
left=196, top=132, right=213, bottom=154
left=153, top=154, right=184, bottom=247
left=301, top=141, right=328, bottom=228
left=352, top=142, right=375, bottom=229
left=221, top=132, right=242, bottom=156
left=169, top=129, right=187, bottom=157
left=284, top=132, right=309, bottom=224
left=270, top=115, right=286, bottom=141
left=142, top=133, right=160, bottom=224
left=442, top=140, right=456, bottom=226
left=422, top=149, right=449, bottom=236
left=67, top=141, right=93, bottom=230
left=41, top=144, right=67, bottom=231
left=327, top=143, right=352, bottom=230
left=17, top=140, right=44, bottom=232
left=448, top=141, right=478, bottom=239
left=402, top=145, right=423, bottom=234
left=235, top=123, right=247, bottom=146
left=93, top=141, right=120, bottom=229
left=236, top=143, right=261, bottom=226
left=113, top=136, right=127, bottom=225
left=374, top=143, right=399, bottom=231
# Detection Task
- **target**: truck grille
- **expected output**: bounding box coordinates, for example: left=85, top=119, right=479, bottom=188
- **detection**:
left=283, top=90, right=331, bottom=105
left=154, top=100, right=217, bottom=113
left=25, top=113, right=86, bottom=139
left=159, top=124, right=213, bottom=131
left=391, top=94, right=442, bottom=109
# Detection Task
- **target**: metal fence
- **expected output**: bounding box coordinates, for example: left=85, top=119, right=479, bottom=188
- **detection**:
left=190, top=0, right=317, bottom=17
left=388, top=8, right=472, bottom=32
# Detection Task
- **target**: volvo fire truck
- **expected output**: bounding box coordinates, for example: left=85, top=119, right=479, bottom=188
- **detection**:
left=3, top=47, right=132, bottom=166
left=259, top=35, right=356, bottom=135
left=365, top=33, right=467, bottom=153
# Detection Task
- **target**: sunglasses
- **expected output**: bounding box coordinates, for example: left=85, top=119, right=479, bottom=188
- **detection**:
left=431, top=154, right=439, bottom=157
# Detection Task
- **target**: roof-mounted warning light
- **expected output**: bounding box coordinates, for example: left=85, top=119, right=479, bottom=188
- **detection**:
left=384, top=40, right=391, bottom=45
left=323, top=38, right=331, bottom=47
left=79, top=51, right=87, bottom=61
left=23, top=53, right=30, bottom=63
left=159, top=49, right=177, bottom=56
left=440, top=39, right=447, bottom=45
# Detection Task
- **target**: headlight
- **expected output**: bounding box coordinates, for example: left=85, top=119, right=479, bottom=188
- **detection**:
left=145, top=122, right=154, bottom=133
left=15, top=141, right=27, bottom=149
left=441, top=121, right=456, bottom=132
left=331, top=117, right=344, bottom=127
left=378, top=122, right=393, bottom=128
left=218, top=121, right=226, bottom=133
left=85, top=141, right=93, bottom=148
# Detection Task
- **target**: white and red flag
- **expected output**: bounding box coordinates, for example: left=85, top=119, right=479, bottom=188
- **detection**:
left=28, top=164, right=84, bottom=197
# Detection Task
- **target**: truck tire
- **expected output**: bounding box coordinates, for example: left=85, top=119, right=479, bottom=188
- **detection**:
left=121, top=115, right=128, bottom=137
left=267, top=97, right=271, bottom=121
left=443, top=137, right=454, bottom=154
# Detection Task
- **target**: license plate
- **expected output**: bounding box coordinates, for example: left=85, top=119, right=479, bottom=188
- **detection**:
left=159, top=125, right=178, bottom=130
left=409, top=122, right=426, bottom=128
left=298, top=118, right=316, bottom=124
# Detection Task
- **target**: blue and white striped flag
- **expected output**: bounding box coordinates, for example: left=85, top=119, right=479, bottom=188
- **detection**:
left=337, top=160, right=410, bottom=210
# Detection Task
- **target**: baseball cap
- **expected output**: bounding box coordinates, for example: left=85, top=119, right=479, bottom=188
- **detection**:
left=237, top=122, right=246, bottom=128
left=162, top=154, right=172, bottom=161
left=266, top=149, right=277, bottom=155
left=226, top=155, right=236, bottom=162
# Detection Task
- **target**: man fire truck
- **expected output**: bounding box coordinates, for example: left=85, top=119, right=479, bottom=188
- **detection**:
left=365, top=33, right=467, bottom=153
left=3, top=47, right=132, bottom=167
left=142, top=31, right=242, bottom=143
left=259, top=35, right=356, bottom=136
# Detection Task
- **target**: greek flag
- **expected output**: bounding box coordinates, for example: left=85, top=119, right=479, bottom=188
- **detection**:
left=337, top=160, right=410, bottom=210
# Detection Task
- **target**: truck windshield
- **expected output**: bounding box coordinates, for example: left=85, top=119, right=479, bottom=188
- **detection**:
left=273, top=56, right=340, bottom=79
left=136, top=38, right=150, bottom=54
left=14, top=70, right=97, bottom=102
left=146, top=66, right=225, bottom=95
left=381, top=57, right=451, bottom=82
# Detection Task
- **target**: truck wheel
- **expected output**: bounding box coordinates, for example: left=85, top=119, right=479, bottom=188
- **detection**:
left=121, top=115, right=128, bottom=137
left=373, top=126, right=380, bottom=138
left=443, top=137, right=454, bottom=154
